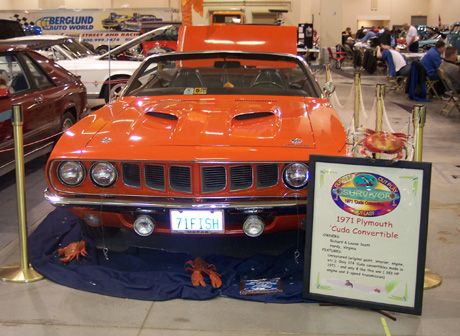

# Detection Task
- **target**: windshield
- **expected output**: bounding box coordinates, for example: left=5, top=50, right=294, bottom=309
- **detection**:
left=124, top=52, right=321, bottom=98
left=59, top=39, right=94, bottom=58
left=145, top=28, right=178, bottom=42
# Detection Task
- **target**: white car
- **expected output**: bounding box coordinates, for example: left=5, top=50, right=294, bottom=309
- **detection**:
left=0, top=25, right=171, bottom=102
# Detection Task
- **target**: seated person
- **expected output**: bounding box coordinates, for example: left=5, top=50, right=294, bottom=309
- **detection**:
left=420, top=40, right=446, bottom=80
left=344, top=37, right=355, bottom=51
left=360, top=29, right=376, bottom=43
left=420, top=40, right=447, bottom=95
left=356, top=26, right=365, bottom=40
left=440, top=46, right=460, bottom=92
left=376, top=43, right=410, bottom=76
left=342, top=27, right=353, bottom=45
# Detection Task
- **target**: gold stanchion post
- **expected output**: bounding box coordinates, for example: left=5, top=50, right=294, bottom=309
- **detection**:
left=324, top=63, right=331, bottom=83
left=375, top=84, right=385, bottom=159
left=0, top=104, right=43, bottom=282
left=375, top=84, right=385, bottom=132
left=353, top=72, right=361, bottom=157
left=412, top=105, right=442, bottom=290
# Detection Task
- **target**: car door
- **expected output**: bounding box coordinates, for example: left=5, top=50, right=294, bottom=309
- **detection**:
left=20, top=52, right=62, bottom=140
left=0, top=52, right=57, bottom=172
left=50, top=46, right=100, bottom=97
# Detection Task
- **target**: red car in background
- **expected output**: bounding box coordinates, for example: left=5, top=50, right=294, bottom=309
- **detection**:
left=0, top=45, right=88, bottom=176
left=140, top=22, right=181, bottom=56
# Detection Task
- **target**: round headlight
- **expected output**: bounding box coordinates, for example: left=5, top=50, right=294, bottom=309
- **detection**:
left=90, top=162, right=118, bottom=187
left=58, top=161, right=85, bottom=186
left=283, top=163, right=309, bottom=189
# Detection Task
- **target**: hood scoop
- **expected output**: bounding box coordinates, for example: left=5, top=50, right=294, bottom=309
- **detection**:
left=146, top=111, right=178, bottom=121
left=233, top=112, right=274, bottom=121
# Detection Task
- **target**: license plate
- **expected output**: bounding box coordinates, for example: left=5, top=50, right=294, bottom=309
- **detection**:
left=170, top=210, right=224, bottom=233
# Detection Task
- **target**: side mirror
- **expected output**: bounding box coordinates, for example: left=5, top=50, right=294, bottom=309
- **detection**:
left=0, top=88, right=11, bottom=99
left=322, top=81, right=335, bottom=99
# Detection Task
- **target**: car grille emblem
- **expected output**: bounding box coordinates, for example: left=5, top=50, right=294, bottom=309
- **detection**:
left=101, top=137, right=112, bottom=143
left=291, top=138, right=302, bottom=144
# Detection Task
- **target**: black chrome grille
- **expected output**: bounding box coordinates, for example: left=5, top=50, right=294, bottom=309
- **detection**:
left=230, top=165, right=253, bottom=191
left=122, top=163, right=141, bottom=188
left=119, top=162, right=282, bottom=193
left=169, top=166, right=192, bottom=193
left=145, top=164, right=165, bottom=191
left=257, top=164, right=279, bottom=188
left=202, top=166, right=226, bottom=193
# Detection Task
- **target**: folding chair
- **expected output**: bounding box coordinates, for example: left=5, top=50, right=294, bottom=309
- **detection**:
left=385, top=62, right=407, bottom=93
left=425, top=76, right=440, bottom=99
left=327, top=47, right=345, bottom=69
left=437, top=68, right=460, bottom=117
left=342, top=44, right=354, bottom=66
left=387, top=75, right=407, bottom=93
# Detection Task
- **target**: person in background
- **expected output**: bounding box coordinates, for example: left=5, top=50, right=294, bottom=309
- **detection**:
left=345, top=36, right=355, bottom=51
left=356, top=26, right=365, bottom=40
left=440, top=46, right=460, bottom=92
left=360, top=29, right=376, bottom=43
left=379, top=28, right=392, bottom=47
left=421, top=40, right=446, bottom=80
left=420, top=40, right=446, bottom=95
left=342, top=27, right=353, bottom=45
left=404, top=23, right=419, bottom=52
left=376, top=43, right=411, bottom=76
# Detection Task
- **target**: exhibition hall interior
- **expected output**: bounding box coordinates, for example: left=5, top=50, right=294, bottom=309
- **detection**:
left=0, top=0, right=459, bottom=335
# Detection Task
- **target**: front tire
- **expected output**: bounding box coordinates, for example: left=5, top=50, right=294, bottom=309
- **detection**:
left=103, top=77, right=129, bottom=103
left=61, top=112, right=76, bottom=132
left=96, top=45, right=109, bottom=55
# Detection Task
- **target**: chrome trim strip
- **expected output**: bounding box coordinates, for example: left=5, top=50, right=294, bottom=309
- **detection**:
left=0, top=141, right=54, bottom=177
left=44, top=188, right=306, bottom=210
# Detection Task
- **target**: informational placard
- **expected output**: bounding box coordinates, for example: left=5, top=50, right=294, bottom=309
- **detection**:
left=303, top=155, right=431, bottom=315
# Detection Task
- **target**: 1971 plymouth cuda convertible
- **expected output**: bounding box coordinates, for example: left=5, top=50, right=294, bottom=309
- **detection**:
left=44, top=25, right=347, bottom=239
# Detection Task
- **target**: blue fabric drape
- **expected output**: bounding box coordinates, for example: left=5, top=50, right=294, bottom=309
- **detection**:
left=29, top=209, right=312, bottom=303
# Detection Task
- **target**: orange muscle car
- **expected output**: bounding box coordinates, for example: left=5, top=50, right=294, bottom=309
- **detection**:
left=44, top=25, right=347, bottom=239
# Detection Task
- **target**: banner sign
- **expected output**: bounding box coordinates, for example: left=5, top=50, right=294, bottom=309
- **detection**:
left=0, top=8, right=180, bottom=34
left=303, top=155, right=431, bottom=315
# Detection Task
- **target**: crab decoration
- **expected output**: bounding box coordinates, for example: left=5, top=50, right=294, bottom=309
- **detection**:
left=185, top=257, right=222, bottom=288
left=55, top=240, right=90, bottom=264
left=356, top=127, right=408, bottom=162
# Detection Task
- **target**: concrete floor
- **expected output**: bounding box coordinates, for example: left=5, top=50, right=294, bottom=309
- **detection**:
left=0, top=68, right=459, bottom=335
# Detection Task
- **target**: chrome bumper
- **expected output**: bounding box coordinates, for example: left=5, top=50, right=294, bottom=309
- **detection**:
left=44, top=188, right=307, bottom=212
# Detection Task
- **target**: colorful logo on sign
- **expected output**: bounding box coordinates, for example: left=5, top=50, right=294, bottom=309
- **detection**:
left=35, top=16, right=94, bottom=31
left=331, top=172, right=400, bottom=217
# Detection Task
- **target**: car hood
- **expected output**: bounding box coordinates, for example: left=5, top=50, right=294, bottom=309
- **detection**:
left=88, top=96, right=316, bottom=148
left=54, top=95, right=346, bottom=162
left=96, top=24, right=173, bottom=59
left=72, top=55, right=142, bottom=69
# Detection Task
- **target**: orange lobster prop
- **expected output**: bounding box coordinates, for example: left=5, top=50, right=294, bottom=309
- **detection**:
left=185, top=257, right=222, bottom=288
left=356, top=127, right=408, bottom=162
left=56, top=241, right=90, bottom=263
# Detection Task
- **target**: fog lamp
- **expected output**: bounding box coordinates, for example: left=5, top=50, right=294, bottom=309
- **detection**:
left=243, top=215, right=265, bottom=237
left=83, top=213, right=101, bottom=227
left=134, top=215, right=155, bottom=236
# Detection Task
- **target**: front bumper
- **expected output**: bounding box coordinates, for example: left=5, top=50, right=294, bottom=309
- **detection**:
left=45, top=188, right=306, bottom=211
left=44, top=188, right=307, bottom=235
